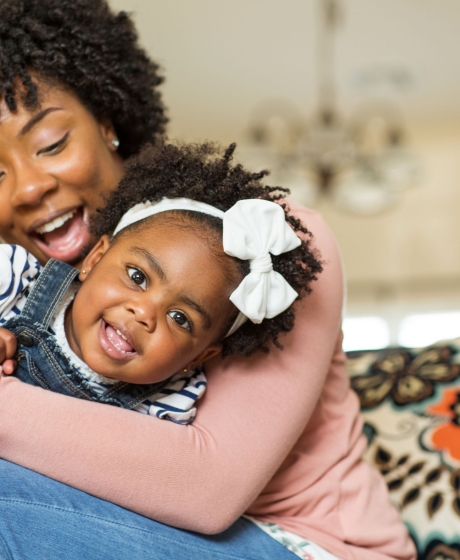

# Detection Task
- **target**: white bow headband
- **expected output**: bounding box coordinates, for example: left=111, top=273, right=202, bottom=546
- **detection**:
left=113, top=197, right=301, bottom=337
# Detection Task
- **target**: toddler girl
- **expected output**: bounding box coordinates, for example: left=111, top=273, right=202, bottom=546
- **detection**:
left=0, top=140, right=322, bottom=425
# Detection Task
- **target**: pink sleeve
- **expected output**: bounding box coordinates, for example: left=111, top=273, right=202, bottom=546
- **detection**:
left=0, top=206, right=344, bottom=534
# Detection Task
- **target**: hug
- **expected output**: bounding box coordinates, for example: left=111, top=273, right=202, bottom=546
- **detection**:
left=0, top=0, right=416, bottom=558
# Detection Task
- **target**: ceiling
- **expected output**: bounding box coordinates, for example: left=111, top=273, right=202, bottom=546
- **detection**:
left=109, top=0, right=460, bottom=142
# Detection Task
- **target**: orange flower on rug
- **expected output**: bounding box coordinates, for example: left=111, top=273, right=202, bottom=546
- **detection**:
left=425, top=388, right=460, bottom=466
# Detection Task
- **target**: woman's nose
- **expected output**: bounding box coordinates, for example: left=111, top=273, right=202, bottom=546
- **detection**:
left=10, top=161, right=57, bottom=208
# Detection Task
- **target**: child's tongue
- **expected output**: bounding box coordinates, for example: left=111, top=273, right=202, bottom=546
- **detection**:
left=106, top=324, right=134, bottom=352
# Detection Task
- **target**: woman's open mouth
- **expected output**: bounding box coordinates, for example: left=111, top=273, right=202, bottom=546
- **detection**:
left=98, top=320, right=138, bottom=362
left=30, top=207, right=92, bottom=263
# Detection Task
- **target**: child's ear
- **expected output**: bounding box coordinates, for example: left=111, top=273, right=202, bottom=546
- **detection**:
left=182, top=343, right=223, bottom=374
left=78, top=235, right=111, bottom=282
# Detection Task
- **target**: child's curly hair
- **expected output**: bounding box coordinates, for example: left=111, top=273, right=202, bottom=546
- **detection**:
left=92, top=141, right=323, bottom=357
left=0, top=0, right=166, bottom=157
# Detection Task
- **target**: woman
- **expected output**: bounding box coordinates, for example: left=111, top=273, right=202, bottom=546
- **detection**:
left=0, top=0, right=415, bottom=559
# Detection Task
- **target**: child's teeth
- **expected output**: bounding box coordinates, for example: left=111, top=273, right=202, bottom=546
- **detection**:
left=105, top=324, right=134, bottom=354
left=115, top=328, right=128, bottom=341
left=36, top=210, right=75, bottom=234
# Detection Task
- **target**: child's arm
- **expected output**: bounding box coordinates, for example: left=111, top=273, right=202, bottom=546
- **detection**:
left=0, top=245, right=39, bottom=375
left=0, top=328, right=17, bottom=375
left=0, top=245, right=41, bottom=317
left=0, top=207, right=342, bottom=533
left=0, top=245, right=40, bottom=374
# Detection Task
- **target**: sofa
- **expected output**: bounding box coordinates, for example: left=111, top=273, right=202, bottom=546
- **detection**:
left=348, top=338, right=460, bottom=560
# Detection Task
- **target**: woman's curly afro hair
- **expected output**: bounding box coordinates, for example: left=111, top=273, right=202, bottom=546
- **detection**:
left=0, top=0, right=166, bottom=157
left=92, top=140, right=324, bottom=357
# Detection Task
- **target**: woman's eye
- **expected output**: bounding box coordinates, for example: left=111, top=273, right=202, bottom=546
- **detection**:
left=168, top=311, right=192, bottom=332
left=127, top=267, right=147, bottom=289
left=0, top=171, right=4, bottom=185
left=37, top=132, right=69, bottom=156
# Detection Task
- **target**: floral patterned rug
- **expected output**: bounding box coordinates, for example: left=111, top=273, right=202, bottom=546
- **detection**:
left=348, top=339, right=460, bottom=560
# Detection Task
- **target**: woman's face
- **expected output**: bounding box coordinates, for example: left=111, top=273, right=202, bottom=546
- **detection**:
left=0, top=85, right=125, bottom=267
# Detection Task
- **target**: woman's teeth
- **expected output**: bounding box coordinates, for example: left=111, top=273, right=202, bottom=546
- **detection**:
left=35, top=210, right=76, bottom=234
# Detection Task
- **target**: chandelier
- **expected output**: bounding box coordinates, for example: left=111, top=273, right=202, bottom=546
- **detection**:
left=245, top=0, right=420, bottom=215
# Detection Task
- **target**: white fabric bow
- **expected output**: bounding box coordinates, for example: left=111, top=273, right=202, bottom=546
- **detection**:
left=113, top=197, right=301, bottom=336
left=223, top=199, right=301, bottom=329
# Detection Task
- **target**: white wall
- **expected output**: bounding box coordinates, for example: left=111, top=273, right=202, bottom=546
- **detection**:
left=108, top=0, right=460, bottom=344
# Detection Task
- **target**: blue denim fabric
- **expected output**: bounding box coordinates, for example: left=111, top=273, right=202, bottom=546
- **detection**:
left=6, top=259, right=170, bottom=408
left=0, top=460, right=295, bottom=559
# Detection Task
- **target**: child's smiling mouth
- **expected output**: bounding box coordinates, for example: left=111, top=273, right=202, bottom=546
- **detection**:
left=98, top=319, right=137, bottom=361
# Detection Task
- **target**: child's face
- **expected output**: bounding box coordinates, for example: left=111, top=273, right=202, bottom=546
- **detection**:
left=65, top=220, right=240, bottom=384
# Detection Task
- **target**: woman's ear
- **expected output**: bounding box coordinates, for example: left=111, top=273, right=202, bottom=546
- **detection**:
left=182, top=343, right=223, bottom=375
left=78, top=235, right=111, bottom=282
left=99, top=119, right=119, bottom=152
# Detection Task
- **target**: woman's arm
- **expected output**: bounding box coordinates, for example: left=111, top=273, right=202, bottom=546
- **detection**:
left=0, top=206, right=344, bottom=534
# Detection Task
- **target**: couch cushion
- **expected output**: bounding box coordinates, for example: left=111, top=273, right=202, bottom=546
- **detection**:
left=348, top=338, right=460, bottom=560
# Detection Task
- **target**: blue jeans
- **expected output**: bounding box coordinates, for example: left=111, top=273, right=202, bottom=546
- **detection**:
left=0, top=460, right=295, bottom=559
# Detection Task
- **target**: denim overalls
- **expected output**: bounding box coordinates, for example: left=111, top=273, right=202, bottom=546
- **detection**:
left=6, top=259, right=169, bottom=409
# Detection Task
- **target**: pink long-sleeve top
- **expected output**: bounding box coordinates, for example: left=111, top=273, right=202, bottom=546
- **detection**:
left=0, top=205, right=415, bottom=560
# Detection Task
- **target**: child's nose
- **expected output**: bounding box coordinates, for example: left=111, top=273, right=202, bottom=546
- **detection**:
left=127, top=299, right=156, bottom=332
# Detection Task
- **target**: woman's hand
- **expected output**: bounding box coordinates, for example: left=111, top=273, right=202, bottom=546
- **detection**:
left=0, top=328, right=17, bottom=375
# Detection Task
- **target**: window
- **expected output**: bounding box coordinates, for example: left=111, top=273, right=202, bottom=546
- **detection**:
left=342, top=316, right=390, bottom=351
left=398, top=312, right=460, bottom=348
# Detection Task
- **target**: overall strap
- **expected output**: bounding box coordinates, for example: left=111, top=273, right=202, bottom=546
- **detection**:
left=21, top=259, right=80, bottom=328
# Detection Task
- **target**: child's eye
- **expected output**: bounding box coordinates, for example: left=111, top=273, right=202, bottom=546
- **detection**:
left=127, top=267, right=147, bottom=289
left=168, top=310, right=192, bottom=332
left=37, top=132, right=69, bottom=156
